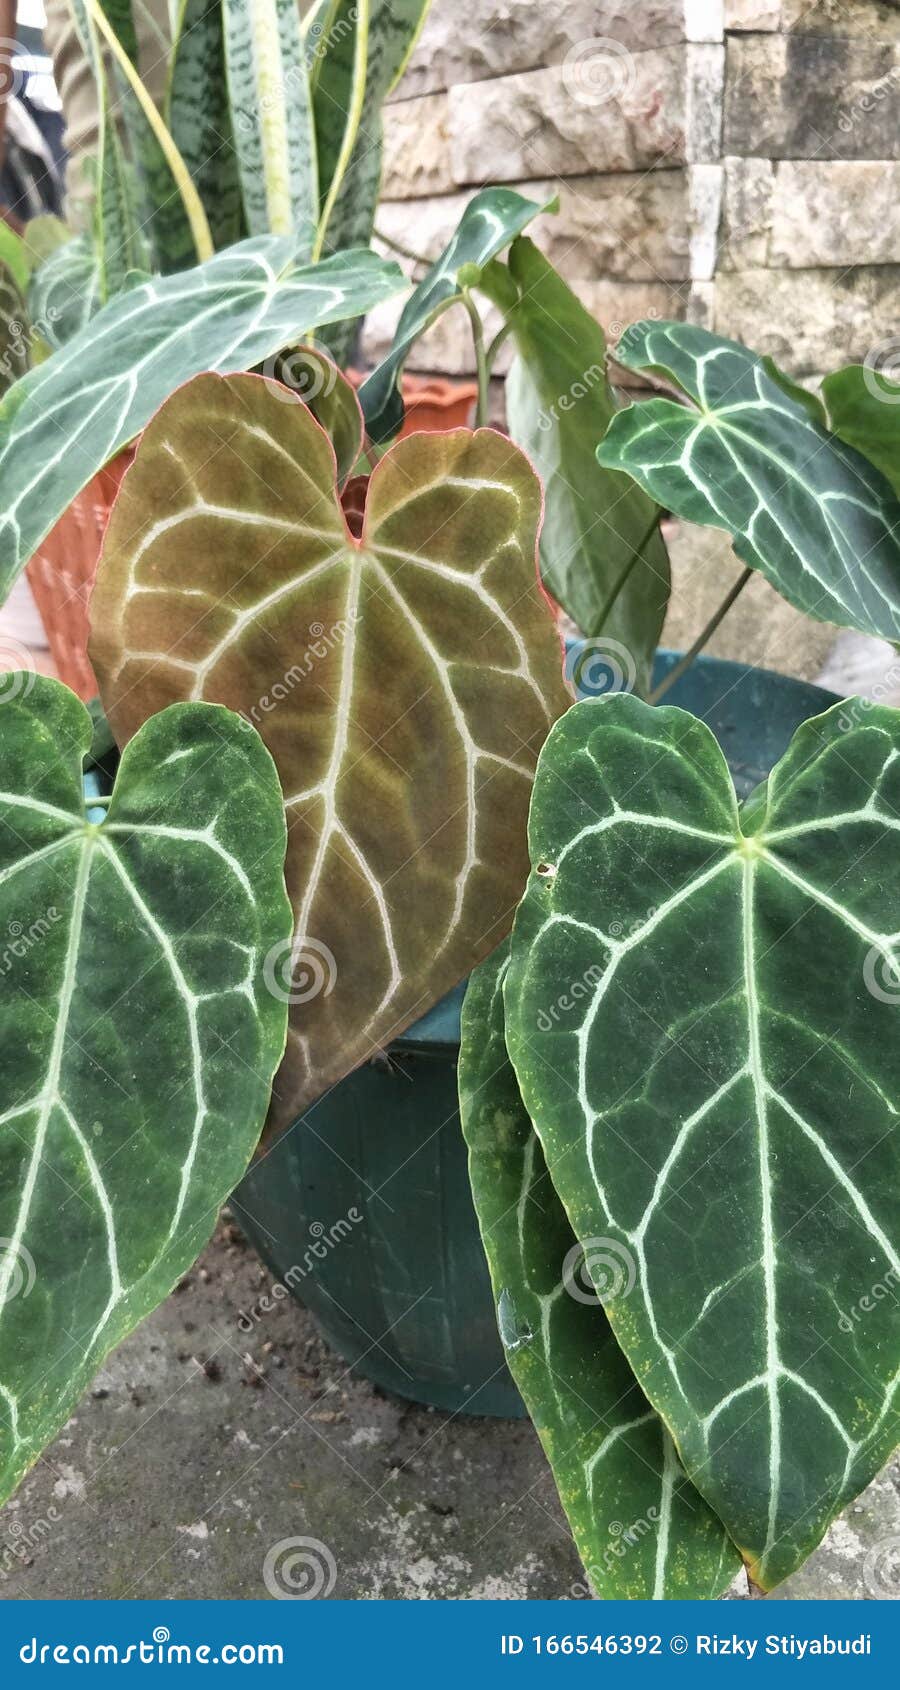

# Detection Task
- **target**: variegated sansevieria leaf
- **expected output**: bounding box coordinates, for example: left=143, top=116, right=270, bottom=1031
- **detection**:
left=67, top=0, right=143, bottom=300
left=223, top=0, right=318, bottom=253
left=0, top=678, right=291, bottom=1507
left=359, top=187, right=555, bottom=443
left=166, top=0, right=245, bottom=252
left=490, top=239, right=669, bottom=689
left=504, top=692, right=900, bottom=1589
left=0, top=265, right=29, bottom=396
left=90, top=372, right=571, bottom=1128
left=459, top=941, right=741, bottom=1600
left=599, top=321, right=900, bottom=643
left=0, top=237, right=405, bottom=600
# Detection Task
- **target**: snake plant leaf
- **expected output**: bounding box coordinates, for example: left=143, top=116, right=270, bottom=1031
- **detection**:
left=599, top=321, right=900, bottom=643
left=27, top=234, right=102, bottom=351
left=314, top=0, right=430, bottom=365
left=222, top=0, right=317, bottom=254
left=0, top=677, right=291, bottom=1507
left=90, top=372, right=571, bottom=1129
left=495, top=239, right=669, bottom=692
left=460, top=941, right=741, bottom=1600
left=0, top=237, right=405, bottom=600
left=0, top=267, right=29, bottom=396
left=823, top=364, right=900, bottom=500
left=267, top=344, right=363, bottom=485
left=504, top=691, right=900, bottom=1589
left=167, top=0, right=245, bottom=252
left=359, top=188, right=555, bottom=443
left=68, top=0, right=143, bottom=300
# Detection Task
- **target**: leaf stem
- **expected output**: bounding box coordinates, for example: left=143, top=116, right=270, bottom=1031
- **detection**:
left=649, top=566, right=754, bottom=705
left=373, top=226, right=431, bottom=270
left=484, top=320, right=512, bottom=377
left=461, top=289, right=489, bottom=428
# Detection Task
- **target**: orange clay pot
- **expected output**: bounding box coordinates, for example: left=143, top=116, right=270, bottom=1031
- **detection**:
left=26, top=447, right=134, bottom=701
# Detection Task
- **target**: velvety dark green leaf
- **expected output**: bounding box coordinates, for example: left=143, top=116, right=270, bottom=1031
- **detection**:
left=0, top=266, right=29, bottom=397
left=0, top=238, right=405, bottom=598
left=27, top=234, right=102, bottom=351
left=359, top=188, right=554, bottom=443
left=600, top=321, right=900, bottom=643
left=496, top=239, right=669, bottom=693
left=167, top=0, right=244, bottom=253
left=460, top=941, right=740, bottom=1600
left=0, top=678, right=291, bottom=1506
left=823, top=363, right=900, bottom=500
left=505, top=691, right=900, bottom=1588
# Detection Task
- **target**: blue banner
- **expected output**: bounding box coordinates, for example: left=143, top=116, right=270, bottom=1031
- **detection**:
left=0, top=1600, right=893, bottom=1684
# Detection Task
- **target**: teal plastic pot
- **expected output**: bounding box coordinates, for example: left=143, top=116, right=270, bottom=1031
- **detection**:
left=232, top=653, right=841, bottom=1418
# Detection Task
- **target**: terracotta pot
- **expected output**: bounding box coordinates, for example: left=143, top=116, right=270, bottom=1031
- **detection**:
left=396, top=374, right=478, bottom=435
left=26, top=447, right=134, bottom=700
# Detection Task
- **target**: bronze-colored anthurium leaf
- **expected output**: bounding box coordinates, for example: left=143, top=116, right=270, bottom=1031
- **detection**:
left=90, top=372, right=571, bottom=1129
left=0, top=237, right=405, bottom=601
left=459, top=939, right=741, bottom=1599
left=600, top=321, right=900, bottom=643
left=504, top=691, right=900, bottom=1589
left=823, top=363, right=900, bottom=499
left=487, top=238, right=669, bottom=694
left=0, top=677, right=291, bottom=1507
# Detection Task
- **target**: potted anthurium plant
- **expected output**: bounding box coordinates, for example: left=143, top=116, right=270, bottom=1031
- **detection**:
left=2, top=192, right=900, bottom=1603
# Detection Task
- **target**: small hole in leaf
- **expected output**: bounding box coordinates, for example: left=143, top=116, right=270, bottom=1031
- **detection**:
left=536, top=862, right=556, bottom=878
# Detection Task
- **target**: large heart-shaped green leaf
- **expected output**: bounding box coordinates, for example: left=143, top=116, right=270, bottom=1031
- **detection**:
left=0, top=678, right=291, bottom=1507
left=460, top=940, right=740, bottom=1599
left=823, top=364, right=900, bottom=500
left=222, top=0, right=317, bottom=252
left=504, top=692, right=900, bottom=1589
left=599, top=322, right=900, bottom=644
left=0, top=237, right=405, bottom=601
left=492, top=239, right=669, bottom=689
left=359, top=188, right=554, bottom=443
left=27, top=234, right=102, bottom=351
left=90, top=372, right=571, bottom=1129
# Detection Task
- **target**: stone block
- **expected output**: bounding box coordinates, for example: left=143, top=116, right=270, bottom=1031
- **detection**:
left=769, top=160, right=900, bottom=267
left=724, top=34, right=900, bottom=159
left=382, top=92, right=454, bottom=199
left=719, top=156, right=774, bottom=269
left=714, top=266, right=900, bottom=376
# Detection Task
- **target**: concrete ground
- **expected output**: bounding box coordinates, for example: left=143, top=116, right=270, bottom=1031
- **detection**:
left=2, top=549, right=900, bottom=1602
